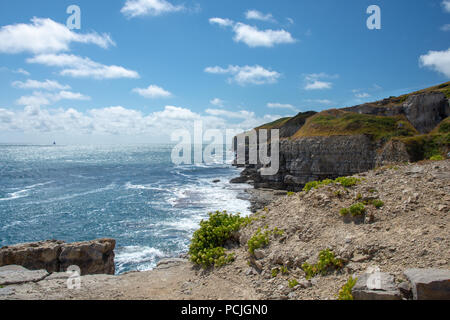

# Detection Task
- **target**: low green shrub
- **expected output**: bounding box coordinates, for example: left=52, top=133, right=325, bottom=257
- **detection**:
left=430, top=154, right=444, bottom=161
left=189, top=211, right=251, bottom=268
left=371, top=199, right=384, bottom=209
left=288, top=279, right=299, bottom=288
left=301, top=249, right=344, bottom=280
left=303, top=177, right=361, bottom=192
left=280, top=266, right=289, bottom=275
left=339, top=208, right=350, bottom=216
left=248, top=228, right=271, bottom=255
left=338, top=277, right=358, bottom=300
left=287, top=191, right=295, bottom=197
left=271, top=268, right=279, bottom=278
left=349, top=203, right=366, bottom=216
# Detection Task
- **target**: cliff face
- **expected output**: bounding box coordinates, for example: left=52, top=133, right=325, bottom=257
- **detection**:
left=233, top=83, right=450, bottom=191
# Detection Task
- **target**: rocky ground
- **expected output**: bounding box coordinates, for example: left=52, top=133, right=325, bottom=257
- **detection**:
left=1, top=160, right=449, bottom=300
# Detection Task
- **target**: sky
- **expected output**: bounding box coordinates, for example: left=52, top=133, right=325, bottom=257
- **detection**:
left=0, top=0, right=449, bottom=144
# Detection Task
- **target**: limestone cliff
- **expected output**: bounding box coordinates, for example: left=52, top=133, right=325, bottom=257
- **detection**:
left=233, top=82, right=450, bottom=191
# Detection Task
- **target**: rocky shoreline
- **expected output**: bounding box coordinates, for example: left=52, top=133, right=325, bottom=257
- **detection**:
left=1, top=160, right=449, bottom=300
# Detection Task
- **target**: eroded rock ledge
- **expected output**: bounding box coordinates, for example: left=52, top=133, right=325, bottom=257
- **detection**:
left=0, top=239, right=115, bottom=275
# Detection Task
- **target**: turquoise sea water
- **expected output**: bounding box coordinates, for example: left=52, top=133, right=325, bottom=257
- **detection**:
left=0, top=144, right=251, bottom=274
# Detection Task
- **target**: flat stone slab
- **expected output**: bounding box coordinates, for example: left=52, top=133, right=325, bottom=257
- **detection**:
left=404, top=268, right=450, bottom=300
left=0, top=265, right=48, bottom=286
left=352, top=272, right=402, bottom=300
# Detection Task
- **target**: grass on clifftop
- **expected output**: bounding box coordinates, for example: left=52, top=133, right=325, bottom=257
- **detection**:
left=292, top=110, right=418, bottom=141
left=395, top=118, right=450, bottom=161
left=189, top=211, right=252, bottom=268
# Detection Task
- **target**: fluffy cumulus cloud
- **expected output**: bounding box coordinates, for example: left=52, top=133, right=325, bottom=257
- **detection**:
left=303, top=73, right=338, bottom=90
left=209, top=18, right=296, bottom=48
left=210, top=98, right=224, bottom=107
left=205, top=65, right=281, bottom=85
left=420, top=48, right=450, bottom=77
left=12, top=79, right=71, bottom=91
left=267, top=103, right=297, bottom=111
left=133, top=85, right=172, bottom=98
left=16, top=90, right=90, bottom=107
left=443, top=0, right=450, bottom=12
left=0, top=18, right=114, bottom=54
left=0, top=105, right=282, bottom=142
left=27, top=54, right=139, bottom=79
left=121, top=0, right=184, bottom=17
left=245, top=10, right=276, bottom=23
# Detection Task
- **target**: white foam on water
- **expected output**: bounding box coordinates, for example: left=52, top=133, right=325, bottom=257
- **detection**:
left=115, top=245, right=167, bottom=274
left=124, top=182, right=166, bottom=192
left=0, top=181, right=55, bottom=201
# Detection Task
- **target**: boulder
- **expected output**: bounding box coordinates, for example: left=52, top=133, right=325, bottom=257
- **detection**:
left=0, top=265, right=48, bottom=286
left=404, top=268, right=450, bottom=300
left=0, top=239, right=116, bottom=276
left=352, top=272, right=402, bottom=300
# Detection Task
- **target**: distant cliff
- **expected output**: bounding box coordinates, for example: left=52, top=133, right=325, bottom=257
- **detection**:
left=233, top=82, right=450, bottom=191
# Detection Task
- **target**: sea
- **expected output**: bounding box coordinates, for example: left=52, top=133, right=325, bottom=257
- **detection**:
left=0, top=144, right=251, bottom=274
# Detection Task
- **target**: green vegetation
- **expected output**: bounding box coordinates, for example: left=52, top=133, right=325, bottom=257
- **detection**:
left=338, top=277, right=358, bottom=300
left=339, top=208, right=350, bottom=216
left=349, top=203, right=366, bottom=216
left=430, top=154, right=445, bottom=161
left=303, top=176, right=361, bottom=193
left=293, top=110, right=418, bottom=141
left=280, top=266, right=289, bottom=275
left=189, top=211, right=252, bottom=268
left=288, top=279, right=299, bottom=289
left=272, top=227, right=284, bottom=237
left=248, top=228, right=271, bottom=255
left=371, top=199, right=385, bottom=209
left=287, top=191, right=295, bottom=197
left=271, top=268, right=279, bottom=278
left=302, top=249, right=344, bottom=280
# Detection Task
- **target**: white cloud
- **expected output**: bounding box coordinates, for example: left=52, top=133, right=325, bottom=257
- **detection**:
left=304, top=99, right=333, bottom=105
left=209, top=18, right=234, bottom=27
left=443, top=0, right=450, bottom=12
left=27, top=54, right=139, bottom=80
left=355, top=92, right=371, bottom=99
left=205, top=65, right=281, bottom=85
left=133, top=85, right=172, bottom=98
left=233, top=23, right=296, bottom=47
left=0, top=104, right=282, bottom=142
left=267, top=103, right=297, bottom=111
left=210, top=18, right=296, bottom=48
left=12, top=79, right=70, bottom=91
left=205, top=109, right=255, bottom=119
left=419, top=48, right=450, bottom=77
left=441, top=24, right=450, bottom=31
left=121, top=0, right=184, bottom=17
left=210, top=98, right=224, bottom=107
left=16, top=90, right=90, bottom=107
left=303, top=73, right=338, bottom=90
left=0, top=18, right=114, bottom=54
left=245, top=10, right=276, bottom=23
left=14, top=68, right=30, bottom=76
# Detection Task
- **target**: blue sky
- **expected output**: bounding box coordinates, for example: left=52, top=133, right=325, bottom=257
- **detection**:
left=0, top=0, right=449, bottom=144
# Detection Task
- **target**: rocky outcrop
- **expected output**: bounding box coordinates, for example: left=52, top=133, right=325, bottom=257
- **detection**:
left=344, top=92, right=449, bottom=134
left=352, top=272, right=402, bottom=300
left=404, top=268, right=450, bottom=300
left=0, top=239, right=115, bottom=275
left=232, top=90, right=450, bottom=191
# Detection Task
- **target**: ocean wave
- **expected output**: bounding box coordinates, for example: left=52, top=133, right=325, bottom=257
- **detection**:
left=0, top=181, right=54, bottom=201
left=124, top=182, right=166, bottom=191
left=115, top=245, right=167, bottom=274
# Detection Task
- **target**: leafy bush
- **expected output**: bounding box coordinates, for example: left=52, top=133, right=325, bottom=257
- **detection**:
left=271, top=268, right=279, bottom=278
left=303, top=176, right=360, bottom=192
left=248, top=228, right=271, bottom=255
left=287, top=191, right=295, bottom=197
left=288, top=279, right=299, bottom=288
left=371, top=199, right=384, bottom=209
left=430, top=154, right=444, bottom=161
left=301, top=249, right=344, bottom=280
left=339, top=208, right=350, bottom=216
left=338, top=277, right=358, bottom=300
left=189, top=211, right=251, bottom=268
left=349, top=203, right=366, bottom=216
left=280, top=266, right=289, bottom=275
